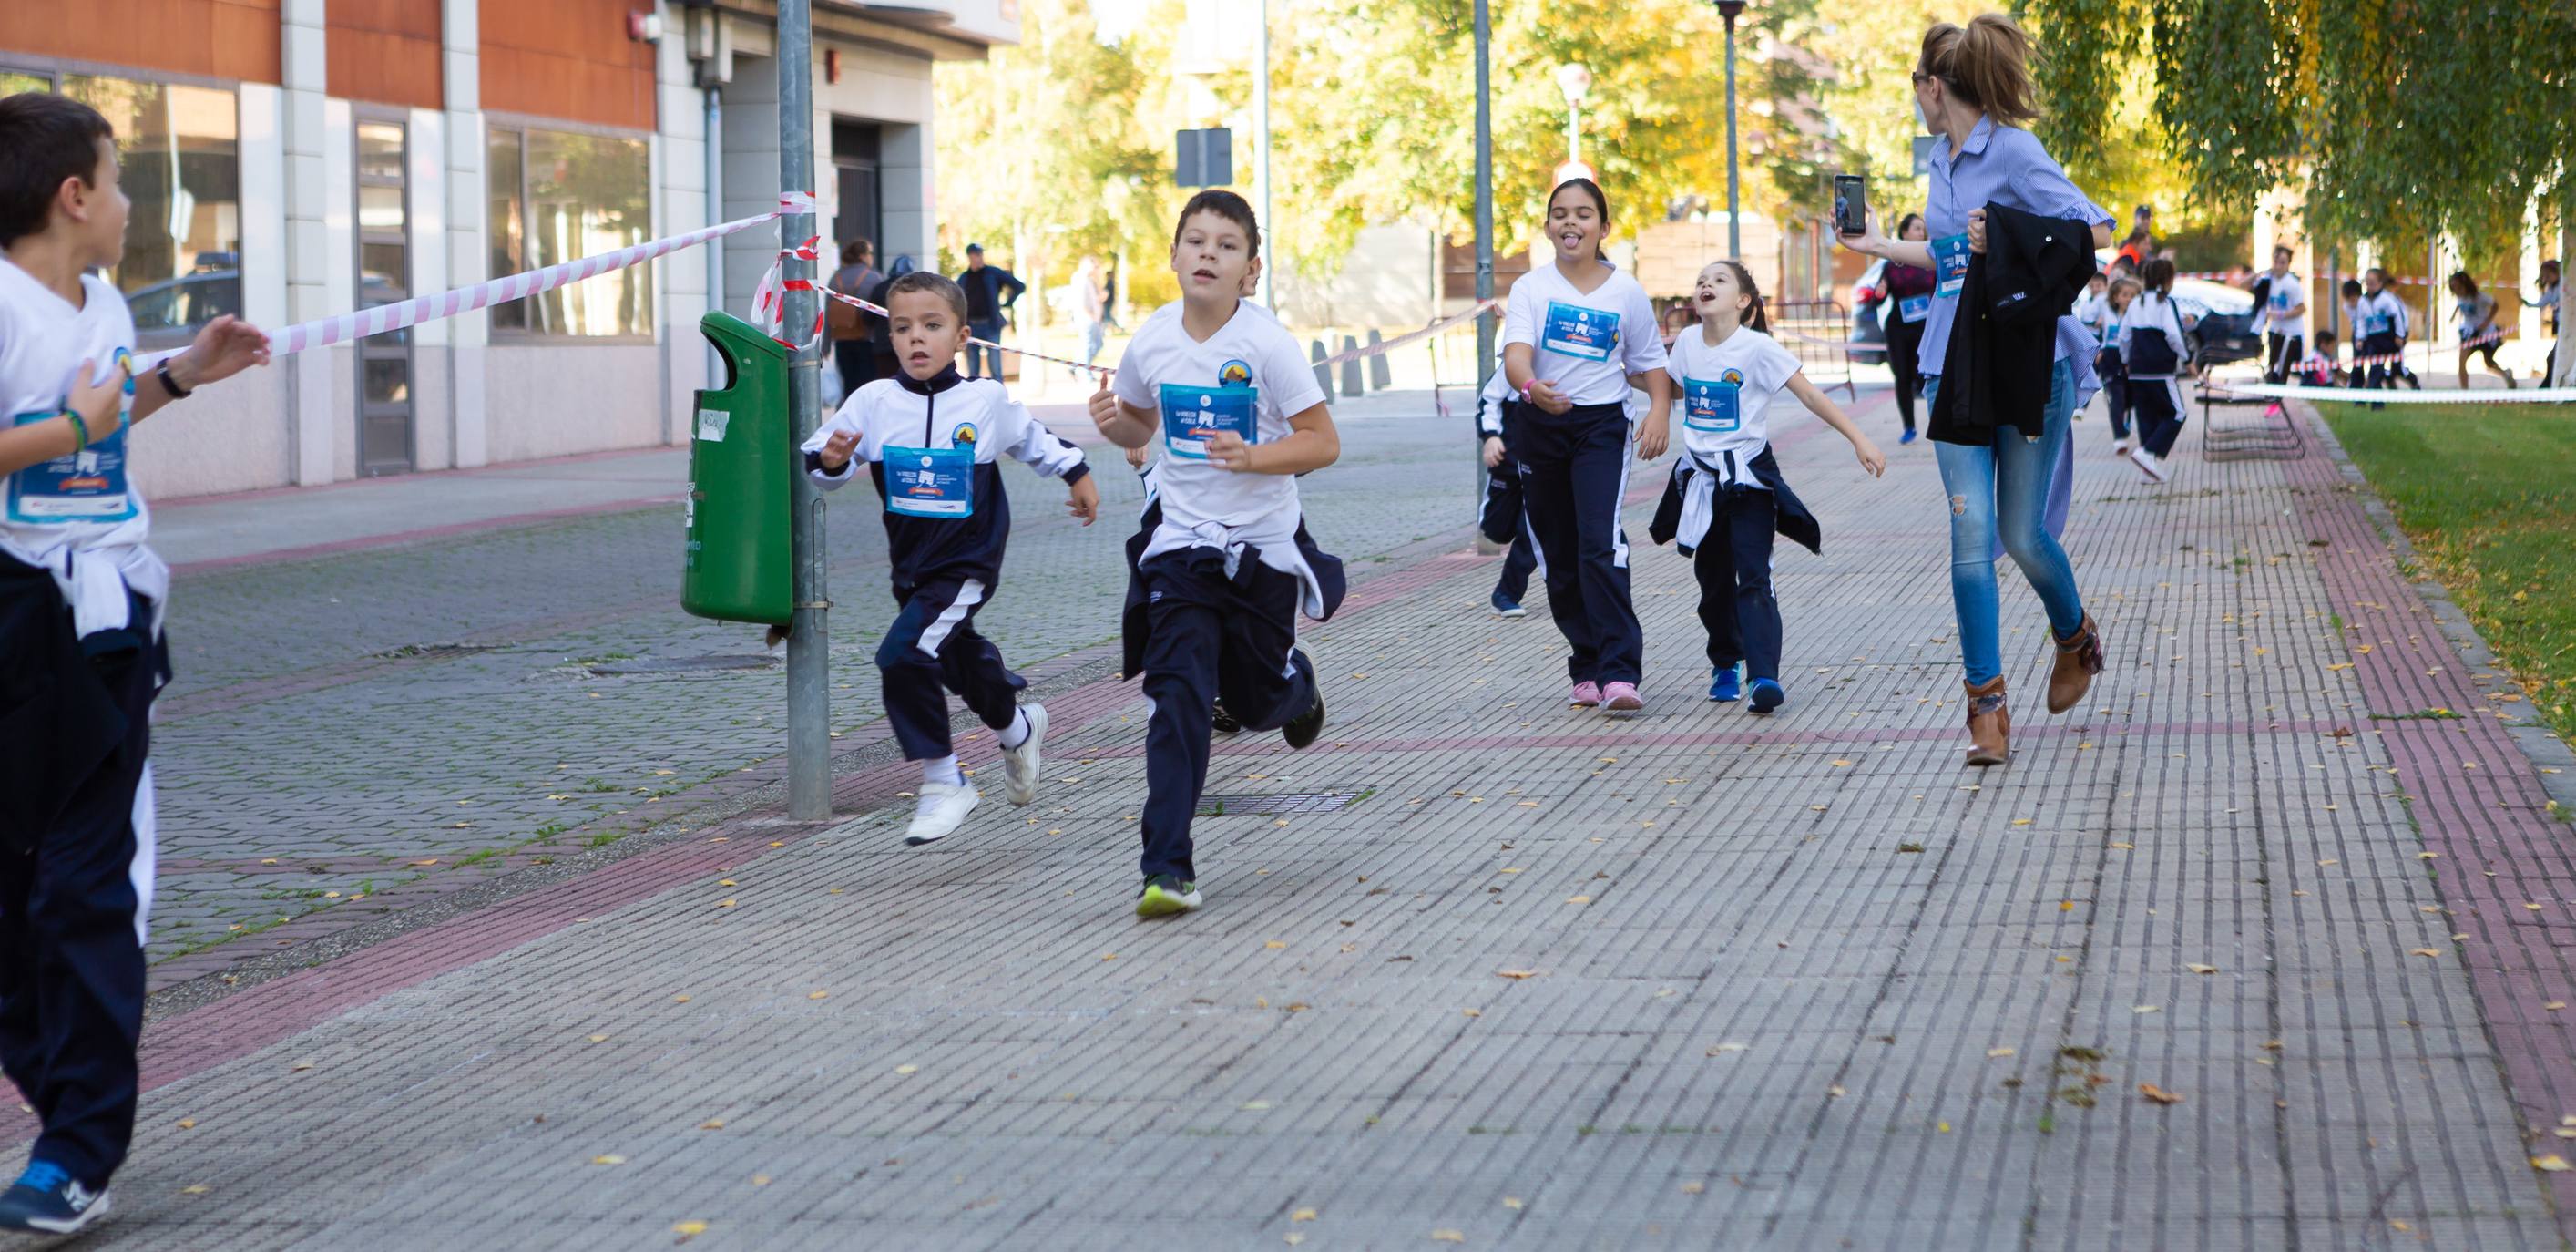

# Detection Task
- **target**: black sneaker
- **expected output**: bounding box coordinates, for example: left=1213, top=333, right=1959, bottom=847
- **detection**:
left=1282, top=686, right=1326, bottom=750
left=0, top=1161, right=110, bottom=1235
left=1210, top=701, right=1242, bottom=734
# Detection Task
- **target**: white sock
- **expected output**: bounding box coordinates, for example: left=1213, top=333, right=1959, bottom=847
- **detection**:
left=923, top=755, right=964, bottom=787
left=997, top=708, right=1032, bottom=750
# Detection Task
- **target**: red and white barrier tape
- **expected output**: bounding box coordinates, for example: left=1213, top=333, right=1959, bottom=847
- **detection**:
left=2213, top=382, right=2576, bottom=405
left=2330, top=324, right=2503, bottom=370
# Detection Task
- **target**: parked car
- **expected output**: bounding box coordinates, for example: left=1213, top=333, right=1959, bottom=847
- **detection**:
left=126, top=268, right=241, bottom=334
left=1846, top=258, right=1888, bottom=365
left=2170, top=278, right=2261, bottom=372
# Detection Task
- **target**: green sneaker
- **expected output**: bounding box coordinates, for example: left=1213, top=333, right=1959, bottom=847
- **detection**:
left=1135, top=875, right=1202, bottom=918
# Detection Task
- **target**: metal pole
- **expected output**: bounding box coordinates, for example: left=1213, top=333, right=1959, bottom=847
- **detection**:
left=1724, top=14, right=1741, bottom=259
left=779, top=0, right=832, bottom=821
left=705, top=85, right=724, bottom=364
left=1474, top=0, right=1495, bottom=505
left=1255, top=0, right=1275, bottom=308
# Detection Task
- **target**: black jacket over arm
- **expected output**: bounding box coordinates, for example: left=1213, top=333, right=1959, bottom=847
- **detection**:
left=1929, top=202, right=2096, bottom=446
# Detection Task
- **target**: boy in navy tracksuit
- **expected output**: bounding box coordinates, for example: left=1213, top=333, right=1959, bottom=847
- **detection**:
left=1474, top=359, right=1537, bottom=616
left=1091, top=190, right=1341, bottom=918
left=0, top=92, right=271, bottom=1235
left=802, top=272, right=1099, bottom=846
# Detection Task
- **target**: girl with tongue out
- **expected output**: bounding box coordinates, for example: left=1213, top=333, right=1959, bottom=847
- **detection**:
left=1501, top=177, right=1673, bottom=713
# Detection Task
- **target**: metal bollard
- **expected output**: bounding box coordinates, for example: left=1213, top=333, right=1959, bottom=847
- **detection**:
left=1340, top=335, right=1364, bottom=398
left=1311, top=340, right=1334, bottom=396
left=1367, top=329, right=1392, bottom=391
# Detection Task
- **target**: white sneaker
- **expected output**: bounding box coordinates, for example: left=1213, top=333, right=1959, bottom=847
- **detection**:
left=2128, top=446, right=2169, bottom=483
left=1000, top=703, right=1048, bottom=806
left=903, top=781, right=979, bottom=846
left=2112, top=438, right=2133, bottom=457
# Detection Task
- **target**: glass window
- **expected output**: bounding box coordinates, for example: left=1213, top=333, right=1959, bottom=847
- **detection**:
left=356, top=122, right=404, bottom=181
left=60, top=76, right=241, bottom=340
left=1, top=70, right=51, bottom=96
left=486, top=126, right=652, bottom=337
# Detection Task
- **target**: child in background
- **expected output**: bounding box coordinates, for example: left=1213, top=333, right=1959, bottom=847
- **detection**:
left=2356, top=268, right=2420, bottom=395
left=1649, top=261, right=1885, bottom=713
left=802, top=272, right=1100, bottom=847
left=1090, top=190, right=1341, bottom=918
left=1475, top=354, right=1538, bottom=617
left=2097, top=276, right=2140, bottom=457
left=2120, top=259, right=2192, bottom=484
left=2447, top=272, right=2516, bottom=391
left=0, top=91, right=272, bottom=1237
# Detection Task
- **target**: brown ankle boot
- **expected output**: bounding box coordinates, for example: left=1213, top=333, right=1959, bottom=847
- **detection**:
left=2046, top=613, right=2104, bottom=714
left=1965, top=677, right=2010, bottom=766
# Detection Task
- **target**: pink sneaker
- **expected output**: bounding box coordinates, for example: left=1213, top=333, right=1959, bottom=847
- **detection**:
left=1600, top=682, right=1644, bottom=713
left=1569, top=681, right=1601, bottom=707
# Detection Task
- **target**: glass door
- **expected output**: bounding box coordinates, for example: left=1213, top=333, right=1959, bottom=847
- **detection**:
left=355, top=118, right=414, bottom=475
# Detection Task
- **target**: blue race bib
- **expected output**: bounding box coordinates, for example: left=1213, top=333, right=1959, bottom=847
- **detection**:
left=2270, top=289, right=2291, bottom=312
left=1932, top=233, right=1971, bottom=300
left=1159, top=383, right=1258, bottom=460
left=8, top=413, right=135, bottom=524
left=1897, top=294, right=1931, bottom=323
left=881, top=444, right=976, bottom=518
left=1541, top=300, right=1619, bottom=362
left=1682, top=377, right=1742, bottom=434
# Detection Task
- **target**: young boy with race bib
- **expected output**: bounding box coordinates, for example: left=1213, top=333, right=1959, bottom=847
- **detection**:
left=0, top=91, right=271, bottom=1237
left=1090, top=190, right=1340, bottom=919
left=801, top=271, right=1100, bottom=847
left=1650, top=261, right=1883, bottom=713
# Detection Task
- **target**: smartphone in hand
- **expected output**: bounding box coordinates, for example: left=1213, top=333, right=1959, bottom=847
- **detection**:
left=1833, top=174, right=1868, bottom=238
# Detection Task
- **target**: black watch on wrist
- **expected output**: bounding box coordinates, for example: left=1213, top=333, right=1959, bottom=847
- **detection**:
left=157, top=358, right=191, bottom=399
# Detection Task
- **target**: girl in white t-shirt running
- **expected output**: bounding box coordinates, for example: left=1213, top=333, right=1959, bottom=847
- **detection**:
left=1500, top=178, right=1673, bottom=713
left=1651, top=260, right=1883, bottom=713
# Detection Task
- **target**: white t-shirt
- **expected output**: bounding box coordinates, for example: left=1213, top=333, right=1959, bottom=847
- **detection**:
left=1111, top=298, right=1327, bottom=562
left=2260, top=271, right=2306, bottom=332
left=1502, top=261, right=1666, bottom=408
left=1662, top=326, right=1803, bottom=482
left=0, top=260, right=147, bottom=570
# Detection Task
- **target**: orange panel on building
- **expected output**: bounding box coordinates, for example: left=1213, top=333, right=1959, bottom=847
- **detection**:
left=479, top=0, right=654, bottom=132
left=328, top=0, right=444, bottom=110
left=0, top=0, right=282, bottom=84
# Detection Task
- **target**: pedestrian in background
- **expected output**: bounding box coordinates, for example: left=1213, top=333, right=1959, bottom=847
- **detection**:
left=957, top=243, right=1027, bottom=382
left=1880, top=212, right=1936, bottom=446
left=2254, top=244, right=2305, bottom=384
left=2532, top=259, right=2560, bottom=384
left=827, top=238, right=880, bottom=395
left=865, top=254, right=918, bottom=385
left=2448, top=272, right=2516, bottom=390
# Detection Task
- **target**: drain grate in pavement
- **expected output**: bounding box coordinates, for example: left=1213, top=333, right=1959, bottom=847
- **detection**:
left=372, top=642, right=502, bottom=661
left=1196, top=790, right=1365, bottom=817
left=588, top=654, right=778, bottom=675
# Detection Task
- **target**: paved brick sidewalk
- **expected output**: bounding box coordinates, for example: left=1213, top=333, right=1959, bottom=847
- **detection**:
left=13, top=388, right=2576, bottom=1249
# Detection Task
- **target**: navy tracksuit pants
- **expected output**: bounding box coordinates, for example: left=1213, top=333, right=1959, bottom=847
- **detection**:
left=2096, top=348, right=2132, bottom=441
left=876, top=579, right=1025, bottom=761
left=2131, top=375, right=2189, bottom=458
left=1515, top=402, right=1641, bottom=685
left=1137, top=548, right=1316, bottom=884
left=1693, top=488, right=1784, bottom=682
left=1479, top=455, right=1537, bottom=604
left=2, top=587, right=163, bottom=1190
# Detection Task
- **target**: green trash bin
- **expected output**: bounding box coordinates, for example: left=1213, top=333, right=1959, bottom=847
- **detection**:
left=682, top=311, right=793, bottom=626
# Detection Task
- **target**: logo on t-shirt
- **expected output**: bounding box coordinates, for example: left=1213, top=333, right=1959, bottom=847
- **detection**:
left=951, top=422, right=978, bottom=448
left=110, top=346, right=136, bottom=395
left=1720, top=368, right=1744, bottom=386
left=1219, top=359, right=1253, bottom=387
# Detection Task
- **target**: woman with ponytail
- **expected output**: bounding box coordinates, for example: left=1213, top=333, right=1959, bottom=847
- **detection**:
left=1502, top=177, right=1673, bottom=714
left=1839, top=12, right=2115, bottom=767
left=1651, top=261, right=1884, bottom=713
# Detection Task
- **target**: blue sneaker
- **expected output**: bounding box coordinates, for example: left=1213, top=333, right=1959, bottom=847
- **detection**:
left=1490, top=590, right=1526, bottom=618
left=1748, top=678, right=1786, bottom=714
left=1707, top=665, right=1742, bottom=703
left=0, top=1161, right=110, bottom=1235
left=1899, top=428, right=1919, bottom=445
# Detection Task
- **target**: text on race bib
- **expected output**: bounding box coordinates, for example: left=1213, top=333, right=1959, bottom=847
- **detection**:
left=8, top=413, right=135, bottom=524
left=1540, top=301, right=1619, bottom=363
left=1682, top=376, right=1742, bottom=434
left=1896, top=295, right=1932, bottom=323
left=1932, top=233, right=1971, bottom=300
left=880, top=443, right=976, bottom=518
left=1158, top=383, right=1257, bottom=461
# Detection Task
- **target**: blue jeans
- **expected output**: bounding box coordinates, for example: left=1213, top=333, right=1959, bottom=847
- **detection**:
left=1926, top=361, right=2086, bottom=687
left=967, top=317, right=1006, bottom=379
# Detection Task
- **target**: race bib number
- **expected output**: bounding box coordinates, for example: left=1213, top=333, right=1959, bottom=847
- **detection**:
left=8, top=412, right=135, bottom=524
left=1159, top=384, right=1257, bottom=461
left=1540, top=301, right=1619, bottom=362
left=1896, top=295, right=1931, bottom=323
left=881, top=444, right=975, bottom=518
left=1682, top=377, right=1742, bottom=434
left=1932, top=233, right=1971, bottom=299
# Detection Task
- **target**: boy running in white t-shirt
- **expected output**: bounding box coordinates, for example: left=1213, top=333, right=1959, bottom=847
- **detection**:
left=1089, top=190, right=1340, bottom=918
left=800, top=272, right=1099, bottom=846
left=1651, top=261, right=1883, bottom=713
left=0, top=91, right=271, bottom=1237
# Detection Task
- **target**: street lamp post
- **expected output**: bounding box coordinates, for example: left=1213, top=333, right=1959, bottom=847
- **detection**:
left=1555, top=63, right=1592, bottom=184
left=1715, top=0, right=1748, bottom=259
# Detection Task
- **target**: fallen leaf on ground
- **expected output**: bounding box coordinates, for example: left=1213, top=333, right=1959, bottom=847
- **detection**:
left=180, top=1185, right=209, bottom=1195
left=2535, top=1155, right=2571, bottom=1173
left=1432, top=1232, right=1467, bottom=1244
left=2185, top=963, right=2219, bottom=975
left=2139, top=1083, right=2185, bottom=1105
left=2013, top=818, right=2033, bottom=826
left=751, top=1175, right=772, bottom=1186
left=592, top=1155, right=628, bottom=1165
left=1242, top=1101, right=1273, bottom=1111
left=673, top=1222, right=709, bottom=1239
left=809, top=990, right=829, bottom=1001
left=1285, top=1237, right=1305, bottom=1247
left=1497, top=970, right=1538, bottom=980
left=290, top=1058, right=315, bottom=1072
left=1681, top=1181, right=1705, bottom=1195
left=1566, top=895, right=1592, bottom=905
left=698, top=1120, right=724, bottom=1131
left=894, top=1064, right=919, bottom=1076
left=2133, top=1005, right=2162, bottom=1014
left=588, top=1034, right=609, bottom=1043
left=1502, top=1197, right=1524, bottom=1210
left=1708, top=1042, right=1750, bottom=1055
left=1987, top=1047, right=2015, bottom=1058
left=1292, top=1207, right=1317, bottom=1222
left=1462, top=1009, right=1482, bottom=1018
